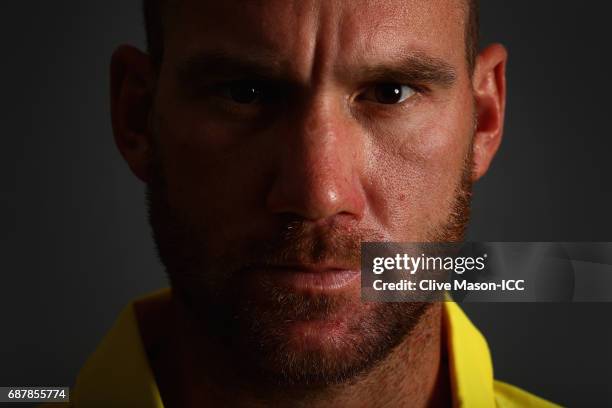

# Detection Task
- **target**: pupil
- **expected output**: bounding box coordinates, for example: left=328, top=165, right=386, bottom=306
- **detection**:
left=376, top=84, right=401, bottom=104
left=230, top=82, right=259, bottom=103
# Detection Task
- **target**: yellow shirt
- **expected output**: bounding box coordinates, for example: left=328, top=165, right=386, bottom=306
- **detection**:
left=47, top=289, right=560, bottom=407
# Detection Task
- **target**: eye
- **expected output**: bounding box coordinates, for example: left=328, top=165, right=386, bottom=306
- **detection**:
left=223, top=81, right=263, bottom=104
left=360, top=83, right=417, bottom=104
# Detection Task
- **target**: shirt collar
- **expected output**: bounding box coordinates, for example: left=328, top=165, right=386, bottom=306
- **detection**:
left=443, top=301, right=496, bottom=407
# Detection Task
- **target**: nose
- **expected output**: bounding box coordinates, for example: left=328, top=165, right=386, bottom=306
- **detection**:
left=266, top=95, right=366, bottom=223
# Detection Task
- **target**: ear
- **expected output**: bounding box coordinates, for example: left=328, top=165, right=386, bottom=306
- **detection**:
left=110, top=45, right=156, bottom=183
left=471, top=43, right=508, bottom=181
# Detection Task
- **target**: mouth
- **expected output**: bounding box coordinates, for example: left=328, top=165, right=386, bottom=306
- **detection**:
left=248, top=264, right=361, bottom=293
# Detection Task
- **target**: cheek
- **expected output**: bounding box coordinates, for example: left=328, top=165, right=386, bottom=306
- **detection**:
left=364, top=102, right=472, bottom=240
left=154, top=102, right=271, bottom=232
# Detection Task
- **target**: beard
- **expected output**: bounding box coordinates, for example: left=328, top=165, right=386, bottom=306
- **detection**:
left=145, top=140, right=474, bottom=388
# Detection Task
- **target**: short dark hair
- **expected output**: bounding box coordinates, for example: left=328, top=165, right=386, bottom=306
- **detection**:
left=143, top=0, right=480, bottom=73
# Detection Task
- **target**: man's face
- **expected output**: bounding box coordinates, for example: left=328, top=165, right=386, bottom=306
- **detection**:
left=148, top=0, right=475, bottom=385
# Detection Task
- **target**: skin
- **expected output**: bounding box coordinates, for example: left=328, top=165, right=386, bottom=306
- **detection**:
left=110, top=0, right=507, bottom=406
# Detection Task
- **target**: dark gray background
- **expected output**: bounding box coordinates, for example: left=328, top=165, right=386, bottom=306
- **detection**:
left=2, top=1, right=611, bottom=406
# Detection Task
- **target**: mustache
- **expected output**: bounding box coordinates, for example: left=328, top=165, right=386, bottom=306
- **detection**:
left=235, top=219, right=385, bottom=273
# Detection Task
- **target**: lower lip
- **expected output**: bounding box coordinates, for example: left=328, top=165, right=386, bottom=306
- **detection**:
left=258, top=268, right=360, bottom=292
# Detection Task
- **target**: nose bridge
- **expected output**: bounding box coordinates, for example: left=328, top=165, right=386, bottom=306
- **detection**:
left=266, top=91, right=365, bottom=221
left=302, top=96, right=342, bottom=170
left=301, top=98, right=348, bottom=204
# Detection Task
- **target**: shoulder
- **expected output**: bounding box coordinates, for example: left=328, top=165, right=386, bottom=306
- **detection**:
left=493, top=380, right=561, bottom=408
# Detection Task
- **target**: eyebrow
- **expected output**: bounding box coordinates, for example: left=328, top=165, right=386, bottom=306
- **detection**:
left=356, top=53, right=458, bottom=89
left=177, top=50, right=458, bottom=90
left=177, top=51, right=288, bottom=85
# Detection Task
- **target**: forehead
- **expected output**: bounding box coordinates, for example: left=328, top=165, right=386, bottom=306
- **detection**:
left=164, top=0, right=468, bottom=78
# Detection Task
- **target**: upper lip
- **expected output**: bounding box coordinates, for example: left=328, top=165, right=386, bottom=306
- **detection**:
left=248, top=262, right=358, bottom=273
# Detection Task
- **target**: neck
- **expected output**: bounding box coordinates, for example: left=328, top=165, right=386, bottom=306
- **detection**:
left=137, top=294, right=450, bottom=408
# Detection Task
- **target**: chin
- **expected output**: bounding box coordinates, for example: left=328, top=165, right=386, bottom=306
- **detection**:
left=232, top=296, right=425, bottom=388
left=270, top=301, right=371, bottom=352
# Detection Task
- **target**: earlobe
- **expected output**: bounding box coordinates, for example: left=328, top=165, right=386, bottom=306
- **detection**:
left=110, top=45, right=156, bottom=183
left=471, top=43, right=508, bottom=181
